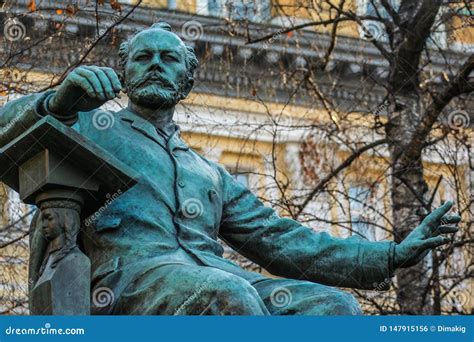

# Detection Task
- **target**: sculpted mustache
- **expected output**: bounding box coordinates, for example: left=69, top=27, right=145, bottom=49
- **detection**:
left=130, top=73, right=177, bottom=91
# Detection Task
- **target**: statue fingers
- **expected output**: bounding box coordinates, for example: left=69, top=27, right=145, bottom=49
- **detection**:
left=432, top=225, right=459, bottom=236
left=88, top=66, right=116, bottom=100
left=75, top=67, right=107, bottom=101
left=439, top=214, right=461, bottom=225
left=425, top=213, right=460, bottom=237
left=422, top=201, right=453, bottom=230
left=101, top=67, right=122, bottom=94
left=68, top=73, right=96, bottom=99
left=419, top=236, right=450, bottom=250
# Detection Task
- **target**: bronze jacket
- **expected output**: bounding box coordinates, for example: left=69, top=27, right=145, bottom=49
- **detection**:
left=0, top=91, right=395, bottom=296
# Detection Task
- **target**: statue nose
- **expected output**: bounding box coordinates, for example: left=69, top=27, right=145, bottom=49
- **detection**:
left=149, top=56, right=164, bottom=73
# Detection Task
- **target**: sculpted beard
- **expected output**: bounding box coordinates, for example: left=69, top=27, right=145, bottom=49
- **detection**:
left=125, top=72, right=187, bottom=109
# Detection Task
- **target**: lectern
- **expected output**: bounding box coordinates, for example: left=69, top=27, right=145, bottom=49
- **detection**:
left=0, top=115, right=137, bottom=315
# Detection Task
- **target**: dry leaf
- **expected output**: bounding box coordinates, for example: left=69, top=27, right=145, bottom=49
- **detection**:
left=66, top=5, right=78, bottom=16
left=110, top=0, right=122, bottom=12
left=27, top=0, right=36, bottom=12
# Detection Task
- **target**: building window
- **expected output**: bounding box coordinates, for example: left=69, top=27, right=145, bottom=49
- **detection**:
left=357, top=0, right=447, bottom=47
left=445, top=9, right=473, bottom=51
left=357, top=0, right=399, bottom=42
left=207, top=0, right=270, bottom=22
left=348, top=185, right=376, bottom=241
left=231, top=171, right=249, bottom=188
left=365, top=0, right=399, bottom=18
left=168, top=0, right=177, bottom=10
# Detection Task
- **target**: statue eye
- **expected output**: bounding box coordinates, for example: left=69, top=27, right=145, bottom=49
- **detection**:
left=134, top=54, right=149, bottom=62
left=163, top=54, right=179, bottom=62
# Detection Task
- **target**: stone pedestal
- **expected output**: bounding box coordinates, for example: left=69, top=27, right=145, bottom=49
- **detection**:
left=0, top=116, right=137, bottom=315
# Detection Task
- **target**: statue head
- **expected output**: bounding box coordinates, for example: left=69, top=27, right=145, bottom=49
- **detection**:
left=39, top=201, right=82, bottom=271
left=118, top=22, right=199, bottom=109
left=41, top=208, right=63, bottom=241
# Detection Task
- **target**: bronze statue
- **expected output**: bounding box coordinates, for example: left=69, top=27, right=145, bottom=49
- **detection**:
left=0, top=22, right=460, bottom=315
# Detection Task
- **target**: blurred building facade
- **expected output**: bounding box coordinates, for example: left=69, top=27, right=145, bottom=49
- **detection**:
left=0, top=0, right=472, bottom=314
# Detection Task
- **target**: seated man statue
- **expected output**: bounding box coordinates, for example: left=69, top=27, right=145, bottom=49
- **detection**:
left=0, top=22, right=460, bottom=315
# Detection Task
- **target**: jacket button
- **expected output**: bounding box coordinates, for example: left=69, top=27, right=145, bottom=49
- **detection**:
left=178, top=180, right=185, bottom=188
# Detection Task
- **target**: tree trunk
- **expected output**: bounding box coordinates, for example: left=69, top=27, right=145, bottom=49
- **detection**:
left=386, top=93, right=432, bottom=314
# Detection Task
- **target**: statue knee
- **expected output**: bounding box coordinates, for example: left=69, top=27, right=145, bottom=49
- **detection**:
left=327, top=291, right=361, bottom=315
left=203, top=273, right=268, bottom=315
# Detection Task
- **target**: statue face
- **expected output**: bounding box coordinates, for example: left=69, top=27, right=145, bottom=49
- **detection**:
left=41, top=209, right=62, bottom=240
left=124, top=29, right=190, bottom=109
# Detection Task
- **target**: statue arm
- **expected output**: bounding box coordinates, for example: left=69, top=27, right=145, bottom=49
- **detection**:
left=0, top=91, right=50, bottom=146
left=0, top=65, right=121, bottom=146
left=0, top=90, right=77, bottom=147
left=217, top=165, right=395, bottom=290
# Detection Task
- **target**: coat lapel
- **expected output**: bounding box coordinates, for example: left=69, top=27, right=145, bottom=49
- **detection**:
left=168, top=127, right=190, bottom=152
left=117, top=109, right=167, bottom=149
left=117, top=108, right=191, bottom=153
left=115, top=108, right=177, bottom=212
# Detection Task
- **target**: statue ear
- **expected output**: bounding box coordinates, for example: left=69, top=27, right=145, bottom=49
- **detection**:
left=181, top=78, right=194, bottom=99
left=118, top=71, right=126, bottom=93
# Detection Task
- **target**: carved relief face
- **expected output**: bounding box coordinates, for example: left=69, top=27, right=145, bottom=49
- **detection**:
left=124, top=29, right=190, bottom=109
left=41, top=209, right=62, bottom=240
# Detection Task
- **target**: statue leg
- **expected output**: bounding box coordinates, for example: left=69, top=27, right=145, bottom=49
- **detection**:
left=113, top=264, right=270, bottom=315
left=252, top=278, right=362, bottom=315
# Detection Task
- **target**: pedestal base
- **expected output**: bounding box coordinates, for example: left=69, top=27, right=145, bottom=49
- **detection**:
left=31, top=248, right=90, bottom=315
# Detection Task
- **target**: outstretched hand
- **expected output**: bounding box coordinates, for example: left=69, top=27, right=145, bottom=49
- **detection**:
left=394, top=201, right=460, bottom=269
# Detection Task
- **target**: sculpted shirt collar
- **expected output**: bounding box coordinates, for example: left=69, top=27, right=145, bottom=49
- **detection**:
left=116, top=108, right=189, bottom=151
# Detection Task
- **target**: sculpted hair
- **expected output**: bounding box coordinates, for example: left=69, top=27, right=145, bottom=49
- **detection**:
left=118, top=22, right=199, bottom=83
